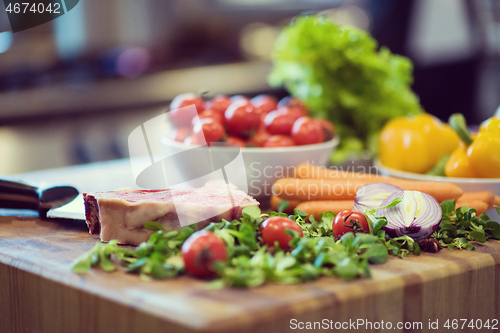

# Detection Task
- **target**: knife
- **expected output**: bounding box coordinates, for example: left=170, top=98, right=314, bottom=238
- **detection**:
left=0, top=177, right=80, bottom=218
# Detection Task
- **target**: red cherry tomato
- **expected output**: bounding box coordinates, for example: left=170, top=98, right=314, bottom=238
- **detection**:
left=225, top=136, right=246, bottom=148
left=168, top=127, right=191, bottom=143
left=247, top=124, right=270, bottom=147
left=333, top=210, right=369, bottom=240
left=291, top=117, right=325, bottom=145
left=196, top=109, right=223, bottom=124
left=278, top=97, right=308, bottom=116
left=192, top=119, right=226, bottom=146
left=263, top=135, right=295, bottom=148
left=169, top=109, right=195, bottom=127
left=230, top=95, right=250, bottom=103
left=264, top=107, right=301, bottom=135
left=250, top=95, right=278, bottom=117
left=169, top=93, right=206, bottom=126
left=182, top=231, right=227, bottom=278
left=224, top=101, right=261, bottom=138
left=260, top=216, right=303, bottom=250
left=171, top=93, right=205, bottom=113
left=277, top=96, right=296, bottom=108
left=206, top=95, right=231, bottom=115
left=314, top=119, right=335, bottom=141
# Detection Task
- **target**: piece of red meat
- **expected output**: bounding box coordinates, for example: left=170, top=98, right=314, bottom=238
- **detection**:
left=83, top=187, right=259, bottom=246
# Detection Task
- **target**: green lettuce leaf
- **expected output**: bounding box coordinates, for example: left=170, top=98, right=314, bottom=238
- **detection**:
left=269, top=16, right=423, bottom=160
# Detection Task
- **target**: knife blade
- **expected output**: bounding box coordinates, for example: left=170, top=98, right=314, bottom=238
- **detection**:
left=46, top=194, right=85, bottom=220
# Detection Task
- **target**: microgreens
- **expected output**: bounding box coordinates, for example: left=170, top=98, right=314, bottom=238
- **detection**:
left=431, top=201, right=500, bottom=250
left=71, top=201, right=500, bottom=288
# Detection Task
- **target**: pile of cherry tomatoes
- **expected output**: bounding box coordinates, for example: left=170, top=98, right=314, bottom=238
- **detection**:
left=168, top=93, right=335, bottom=148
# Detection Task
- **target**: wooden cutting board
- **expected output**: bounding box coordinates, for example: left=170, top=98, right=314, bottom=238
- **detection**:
left=1, top=214, right=499, bottom=333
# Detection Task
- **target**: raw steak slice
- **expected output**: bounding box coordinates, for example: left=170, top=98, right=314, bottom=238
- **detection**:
left=83, top=187, right=259, bottom=246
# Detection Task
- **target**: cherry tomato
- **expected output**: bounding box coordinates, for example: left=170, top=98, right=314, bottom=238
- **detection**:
left=263, top=135, right=295, bottom=148
left=247, top=124, right=270, bottom=147
left=251, top=95, right=278, bottom=117
left=169, top=109, right=195, bottom=127
left=169, top=93, right=206, bottom=126
left=225, top=136, right=246, bottom=148
left=171, top=93, right=205, bottom=113
left=230, top=95, right=250, bottom=103
left=291, top=117, right=325, bottom=145
left=315, top=119, right=335, bottom=141
left=224, top=101, right=261, bottom=138
left=260, top=216, right=303, bottom=250
left=277, top=96, right=297, bottom=108
left=206, top=95, right=231, bottom=115
left=196, top=109, right=223, bottom=124
left=192, top=118, right=226, bottom=146
left=168, top=127, right=191, bottom=143
left=264, top=107, right=301, bottom=135
left=333, top=210, right=369, bottom=240
left=182, top=230, right=227, bottom=278
left=278, top=97, right=308, bottom=116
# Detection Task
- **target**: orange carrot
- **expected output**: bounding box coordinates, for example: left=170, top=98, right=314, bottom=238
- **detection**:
left=495, top=195, right=500, bottom=208
left=361, top=178, right=463, bottom=202
left=272, top=178, right=363, bottom=201
left=458, top=191, right=495, bottom=209
left=455, top=199, right=489, bottom=216
left=272, top=177, right=463, bottom=203
left=295, top=163, right=381, bottom=180
left=293, top=164, right=462, bottom=201
left=270, top=195, right=300, bottom=214
left=296, top=201, right=354, bottom=219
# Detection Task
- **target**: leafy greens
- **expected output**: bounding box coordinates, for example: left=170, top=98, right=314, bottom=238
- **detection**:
left=71, top=207, right=393, bottom=287
left=431, top=200, right=500, bottom=250
left=268, top=16, right=423, bottom=161
left=71, top=202, right=500, bottom=288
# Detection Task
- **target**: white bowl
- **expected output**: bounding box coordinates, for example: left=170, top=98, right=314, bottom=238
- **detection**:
left=160, top=137, right=339, bottom=200
left=375, top=159, right=500, bottom=219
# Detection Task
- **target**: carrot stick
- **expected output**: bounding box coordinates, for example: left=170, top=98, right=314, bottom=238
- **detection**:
left=294, top=163, right=462, bottom=201
left=495, top=195, right=500, bottom=208
left=360, top=178, right=463, bottom=202
left=455, top=199, right=489, bottom=216
left=296, top=201, right=354, bottom=219
left=272, top=178, right=363, bottom=201
left=295, top=163, right=381, bottom=180
left=270, top=195, right=300, bottom=214
left=458, top=191, right=495, bottom=208
left=272, top=178, right=463, bottom=203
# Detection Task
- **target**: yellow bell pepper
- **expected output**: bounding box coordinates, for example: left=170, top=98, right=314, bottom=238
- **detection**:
left=468, top=131, right=500, bottom=178
left=445, top=142, right=478, bottom=178
left=479, top=117, right=500, bottom=136
left=445, top=114, right=500, bottom=178
left=379, top=114, right=459, bottom=174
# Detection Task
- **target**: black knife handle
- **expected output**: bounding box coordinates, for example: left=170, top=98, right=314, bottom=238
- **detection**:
left=0, top=178, right=40, bottom=211
left=0, top=193, right=40, bottom=210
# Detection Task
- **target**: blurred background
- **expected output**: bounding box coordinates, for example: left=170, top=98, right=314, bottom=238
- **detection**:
left=0, top=0, right=499, bottom=174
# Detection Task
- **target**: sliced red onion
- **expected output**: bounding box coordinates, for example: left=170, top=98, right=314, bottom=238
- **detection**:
left=375, top=191, right=442, bottom=240
left=354, top=183, right=403, bottom=212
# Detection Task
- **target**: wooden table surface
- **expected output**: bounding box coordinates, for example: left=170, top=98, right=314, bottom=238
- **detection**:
left=1, top=160, right=500, bottom=333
